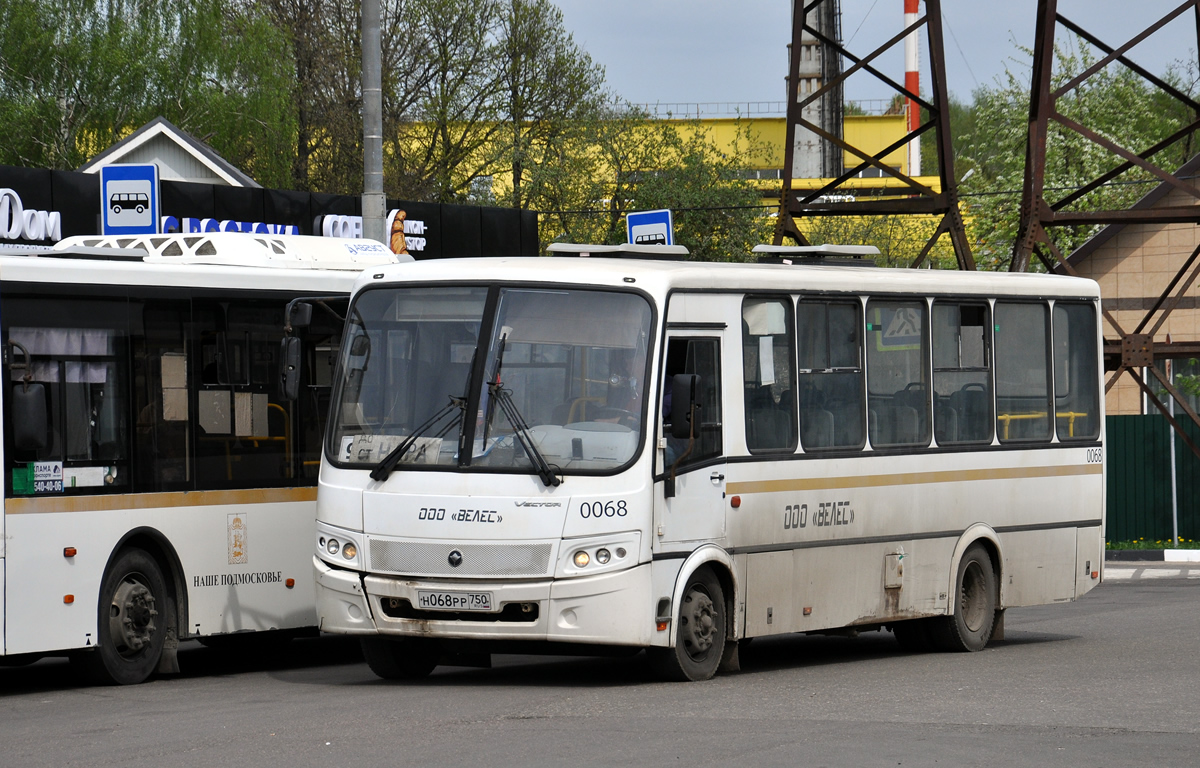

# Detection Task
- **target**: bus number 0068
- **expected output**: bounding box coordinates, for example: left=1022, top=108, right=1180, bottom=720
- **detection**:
left=1086, top=448, right=1103, bottom=464
left=580, top=500, right=627, bottom=518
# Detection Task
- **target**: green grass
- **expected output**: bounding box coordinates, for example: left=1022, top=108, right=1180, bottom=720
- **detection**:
left=1106, top=538, right=1200, bottom=550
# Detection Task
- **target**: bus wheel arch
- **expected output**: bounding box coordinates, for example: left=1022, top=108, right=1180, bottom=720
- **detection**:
left=86, top=529, right=185, bottom=683
left=947, top=525, right=1002, bottom=614
left=938, top=528, right=1002, bottom=652
left=652, top=546, right=736, bottom=681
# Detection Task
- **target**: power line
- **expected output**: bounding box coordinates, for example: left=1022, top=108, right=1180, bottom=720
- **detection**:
left=845, top=0, right=882, bottom=47
left=942, top=11, right=978, bottom=92
left=537, top=172, right=1200, bottom=216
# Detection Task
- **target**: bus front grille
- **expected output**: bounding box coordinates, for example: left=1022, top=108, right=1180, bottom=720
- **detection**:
left=368, top=539, right=554, bottom=577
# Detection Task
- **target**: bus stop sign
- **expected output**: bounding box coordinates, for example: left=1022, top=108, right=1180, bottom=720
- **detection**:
left=100, top=164, right=160, bottom=235
left=626, top=209, right=673, bottom=246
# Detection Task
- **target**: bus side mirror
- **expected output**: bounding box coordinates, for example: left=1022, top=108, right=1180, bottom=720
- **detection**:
left=11, top=381, right=49, bottom=452
left=670, top=374, right=699, bottom=439
left=347, top=333, right=370, bottom=373
left=286, top=300, right=313, bottom=331
left=278, top=336, right=303, bottom=402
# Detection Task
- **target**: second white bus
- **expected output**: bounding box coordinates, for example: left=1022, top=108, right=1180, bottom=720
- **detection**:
left=312, top=243, right=1105, bottom=681
left=1, top=232, right=403, bottom=684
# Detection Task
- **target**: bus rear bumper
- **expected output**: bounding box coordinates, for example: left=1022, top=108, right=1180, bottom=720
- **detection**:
left=337, top=563, right=656, bottom=647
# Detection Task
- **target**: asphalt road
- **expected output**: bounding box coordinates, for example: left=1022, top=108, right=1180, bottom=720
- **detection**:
left=1, top=573, right=1197, bottom=768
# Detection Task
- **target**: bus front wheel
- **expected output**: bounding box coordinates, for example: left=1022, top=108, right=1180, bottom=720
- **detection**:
left=360, top=637, right=438, bottom=680
left=933, top=544, right=997, bottom=652
left=650, top=566, right=726, bottom=682
left=85, top=548, right=168, bottom=685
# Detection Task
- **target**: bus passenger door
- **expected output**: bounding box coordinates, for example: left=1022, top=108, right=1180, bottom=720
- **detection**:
left=655, top=334, right=727, bottom=546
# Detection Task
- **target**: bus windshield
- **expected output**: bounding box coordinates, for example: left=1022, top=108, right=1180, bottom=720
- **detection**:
left=328, top=285, right=653, bottom=474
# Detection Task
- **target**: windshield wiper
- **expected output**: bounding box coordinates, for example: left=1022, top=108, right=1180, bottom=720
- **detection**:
left=488, top=381, right=561, bottom=488
left=369, top=396, right=465, bottom=481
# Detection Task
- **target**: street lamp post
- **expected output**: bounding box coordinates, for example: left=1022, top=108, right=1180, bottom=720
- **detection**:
left=362, top=0, right=386, bottom=244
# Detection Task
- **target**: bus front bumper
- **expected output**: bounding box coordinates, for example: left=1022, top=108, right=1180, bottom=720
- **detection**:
left=313, top=556, right=656, bottom=647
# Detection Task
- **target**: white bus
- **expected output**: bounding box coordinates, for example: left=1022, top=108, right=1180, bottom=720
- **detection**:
left=0, top=232, right=404, bottom=684
left=312, top=243, right=1105, bottom=682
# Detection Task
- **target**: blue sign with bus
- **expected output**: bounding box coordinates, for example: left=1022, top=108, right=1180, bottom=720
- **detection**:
left=100, top=164, right=160, bottom=235
left=626, top=209, right=673, bottom=246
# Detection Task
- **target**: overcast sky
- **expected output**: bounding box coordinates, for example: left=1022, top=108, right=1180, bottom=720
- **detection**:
left=553, top=1, right=1200, bottom=108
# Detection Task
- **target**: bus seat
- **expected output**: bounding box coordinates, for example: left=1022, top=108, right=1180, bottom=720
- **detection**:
left=934, top=397, right=958, bottom=444
left=868, top=406, right=884, bottom=445
left=952, top=384, right=990, bottom=442
left=892, top=404, right=920, bottom=444
left=800, top=408, right=834, bottom=449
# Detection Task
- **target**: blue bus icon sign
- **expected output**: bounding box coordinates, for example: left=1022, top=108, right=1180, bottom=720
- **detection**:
left=100, top=164, right=160, bottom=235
left=626, top=209, right=673, bottom=247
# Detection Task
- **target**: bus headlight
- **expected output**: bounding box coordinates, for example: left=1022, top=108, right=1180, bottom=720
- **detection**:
left=317, top=523, right=363, bottom=567
left=558, top=532, right=641, bottom=577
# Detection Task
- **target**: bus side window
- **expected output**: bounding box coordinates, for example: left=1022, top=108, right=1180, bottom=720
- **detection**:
left=133, top=303, right=191, bottom=491
left=194, top=301, right=294, bottom=490
left=664, top=337, right=722, bottom=466
left=995, top=301, right=1052, bottom=442
left=296, top=311, right=343, bottom=480
left=796, top=300, right=865, bottom=450
left=1053, top=302, right=1100, bottom=441
left=866, top=299, right=930, bottom=448
left=4, top=297, right=132, bottom=496
left=742, top=297, right=796, bottom=453
left=932, top=302, right=993, bottom=445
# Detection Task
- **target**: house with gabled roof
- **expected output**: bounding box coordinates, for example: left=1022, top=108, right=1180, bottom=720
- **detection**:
left=1059, top=155, right=1200, bottom=416
left=78, top=116, right=259, bottom=188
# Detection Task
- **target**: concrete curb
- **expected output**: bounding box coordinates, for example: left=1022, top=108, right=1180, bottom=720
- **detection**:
left=1106, top=549, right=1200, bottom=563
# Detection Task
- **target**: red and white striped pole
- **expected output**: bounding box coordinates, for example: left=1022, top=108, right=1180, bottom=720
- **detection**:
left=904, top=0, right=921, bottom=176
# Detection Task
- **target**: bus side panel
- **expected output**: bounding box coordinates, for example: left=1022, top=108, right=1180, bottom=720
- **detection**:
left=4, top=498, right=317, bottom=655
left=1076, top=525, right=1103, bottom=596
left=998, top=528, right=1077, bottom=607
left=179, top=499, right=318, bottom=637
left=743, top=538, right=956, bottom=637
left=4, top=510, right=101, bottom=654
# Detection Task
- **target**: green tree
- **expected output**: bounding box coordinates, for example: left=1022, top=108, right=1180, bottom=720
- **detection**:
left=533, top=104, right=773, bottom=261
left=494, top=0, right=605, bottom=210
left=800, top=212, right=958, bottom=269
left=958, top=43, right=1196, bottom=269
left=387, top=0, right=506, bottom=202
left=0, top=0, right=295, bottom=185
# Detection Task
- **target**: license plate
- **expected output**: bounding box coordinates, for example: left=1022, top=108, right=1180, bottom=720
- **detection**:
left=416, top=590, right=494, bottom=612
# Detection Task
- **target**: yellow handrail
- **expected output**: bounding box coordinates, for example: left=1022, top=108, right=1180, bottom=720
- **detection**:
left=996, top=410, right=1088, bottom=439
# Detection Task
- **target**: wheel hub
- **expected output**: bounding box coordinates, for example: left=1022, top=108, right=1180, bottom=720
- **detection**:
left=680, top=590, right=716, bottom=658
left=961, top=562, right=986, bottom=633
left=109, top=579, right=158, bottom=655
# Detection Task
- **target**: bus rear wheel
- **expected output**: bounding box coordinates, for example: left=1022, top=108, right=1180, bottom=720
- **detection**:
left=360, top=637, right=438, bottom=680
left=932, top=544, right=997, bottom=652
left=650, top=566, right=726, bottom=682
left=85, top=548, right=167, bottom=685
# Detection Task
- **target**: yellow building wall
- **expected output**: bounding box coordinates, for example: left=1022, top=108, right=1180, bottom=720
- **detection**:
left=681, top=113, right=910, bottom=173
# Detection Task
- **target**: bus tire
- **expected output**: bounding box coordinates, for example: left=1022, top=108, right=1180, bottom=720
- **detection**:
left=650, top=566, right=726, bottom=682
left=360, top=637, right=438, bottom=680
left=85, top=547, right=168, bottom=685
left=932, top=544, right=997, bottom=652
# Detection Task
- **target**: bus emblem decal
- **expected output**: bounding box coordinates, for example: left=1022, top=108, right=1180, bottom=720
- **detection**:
left=228, top=513, right=248, bottom=564
left=448, top=550, right=463, bottom=568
